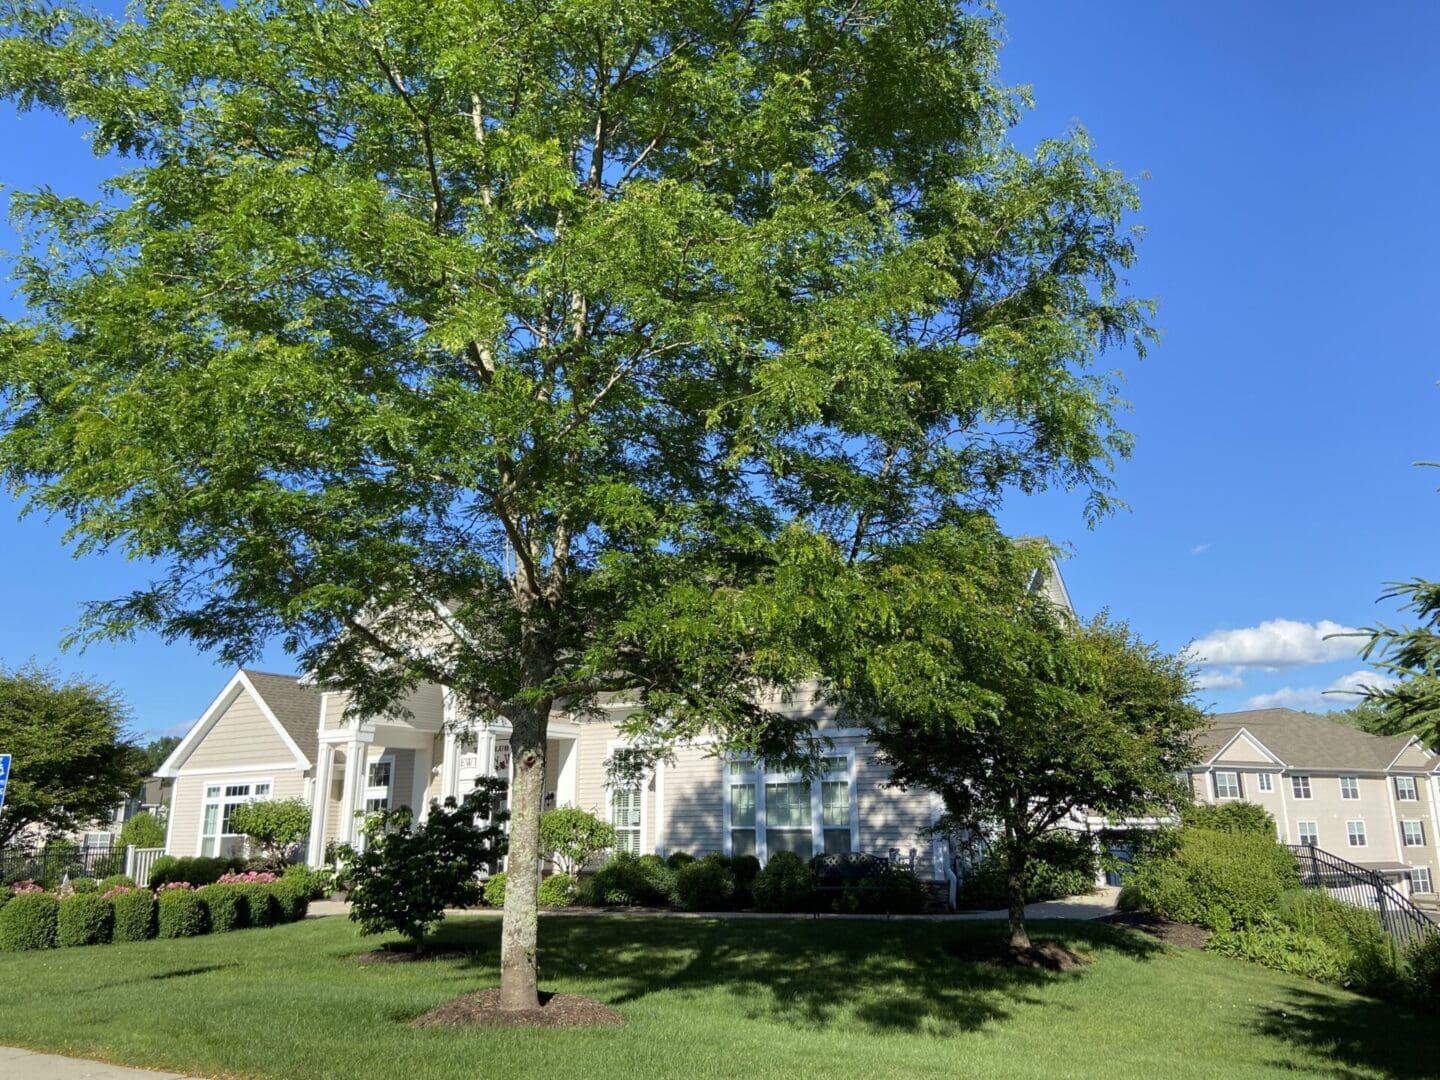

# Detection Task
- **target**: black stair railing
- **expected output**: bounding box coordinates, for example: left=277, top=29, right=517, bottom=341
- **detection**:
left=1286, top=843, right=1437, bottom=948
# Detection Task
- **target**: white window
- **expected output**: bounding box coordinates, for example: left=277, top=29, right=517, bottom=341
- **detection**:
left=1346, top=821, right=1367, bottom=848
left=1257, top=772, right=1273, bottom=793
left=1395, top=776, right=1419, bottom=801
left=1402, top=821, right=1426, bottom=847
left=727, top=754, right=856, bottom=861
left=610, top=787, right=643, bottom=855
left=1291, top=775, right=1312, bottom=800
left=1297, top=821, right=1319, bottom=846
left=81, top=832, right=113, bottom=850
left=1339, top=775, right=1360, bottom=800
left=1412, top=867, right=1434, bottom=895
left=198, top=779, right=272, bottom=857
left=1214, top=771, right=1242, bottom=800
left=364, top=758, right=393, bottom=813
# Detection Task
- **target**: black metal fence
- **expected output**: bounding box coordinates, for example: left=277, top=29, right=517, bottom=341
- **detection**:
left=0, top=845, right=127, bottom=886
left=1286, top=843, right=1438, bottom=948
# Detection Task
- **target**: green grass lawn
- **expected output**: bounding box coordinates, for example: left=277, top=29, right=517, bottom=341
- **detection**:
left=0, top=914, right=1430, bottom=1079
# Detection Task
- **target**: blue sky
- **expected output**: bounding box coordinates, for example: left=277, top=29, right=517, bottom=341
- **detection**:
left=2, top=1, right=1439, bottom=739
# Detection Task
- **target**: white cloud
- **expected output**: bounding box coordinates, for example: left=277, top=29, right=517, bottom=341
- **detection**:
left=1190, top=543, right=1212, bottom=556
left=1185, top=619, right=1362, bottom=669
left=1243, top=669, right=1398, bottom=711
left=1193, top=667, right=1245, bottom=691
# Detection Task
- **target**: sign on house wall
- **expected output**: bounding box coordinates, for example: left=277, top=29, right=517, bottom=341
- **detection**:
left=0, top=754, right=10, bottom=815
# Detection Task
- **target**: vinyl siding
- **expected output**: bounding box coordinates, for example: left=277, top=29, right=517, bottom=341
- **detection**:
left=183, top=688, right=297, bottom=770
left=167, top=769, right=307, bottom=856
left=1212, top=733, right=1275, bottom=767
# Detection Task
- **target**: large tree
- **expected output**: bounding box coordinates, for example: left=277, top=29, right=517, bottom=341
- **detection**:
left=0, top=1, right=1151, bottom=1008
left=827, top=530, right=1203, bottom=950
left=0, top=664, right=144, bottom=850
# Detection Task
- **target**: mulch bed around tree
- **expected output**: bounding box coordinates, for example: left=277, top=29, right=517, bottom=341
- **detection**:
left=943, top=938, right=1092, bottom=972
left=353, top=947, right=476, bottom=965
left=1100, top=911, right=1210, bottom=949
left=412, top=989, right=625, bottom=1029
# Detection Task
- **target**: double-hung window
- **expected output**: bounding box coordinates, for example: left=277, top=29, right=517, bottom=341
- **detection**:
left=364, top=758, right=394, bottom=813
left=1402, top=821, right=1426, bottom=847
left=1412, top=867, right=1434, bottom=895
left=1346, top=821, right=1367, bottom=848
left=1257, top=772, right=1274, bottom=793
left=727, top=754, right=856, bottom=862
left=610, top=787, right=643, bottom=855
left=1297, top=821, right=1319, bottom=846
left=1395, top=776, right=1419, bottom=801
left=1291, top=775, right=1313, bottom=800
left=1339, top=775, right=1360, bottom=801
left=199, top=780, right=272, bottom=856
left=1214, top=771, right=1242, bottom=800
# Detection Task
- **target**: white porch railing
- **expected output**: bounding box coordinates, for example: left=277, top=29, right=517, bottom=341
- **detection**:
left=124, top=845, right=166, bottom=887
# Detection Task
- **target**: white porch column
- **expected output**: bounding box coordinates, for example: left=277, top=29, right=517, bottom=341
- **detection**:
left=654, top=760, right=666, bottom=857
left=306, top=743, right=336, bottom=866
left=337, top=737, right=368, bottom=846
left=440, top=729, right=458, bottom=804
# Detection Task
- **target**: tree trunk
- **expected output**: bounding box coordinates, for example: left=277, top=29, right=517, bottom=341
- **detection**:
left=1005, top=828, right=1030, bottom=951
left=498, top=701, right=548, bottom=1010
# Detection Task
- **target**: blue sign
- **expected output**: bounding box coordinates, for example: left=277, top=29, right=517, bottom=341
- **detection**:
left=0, top=754, right=10, bottom=814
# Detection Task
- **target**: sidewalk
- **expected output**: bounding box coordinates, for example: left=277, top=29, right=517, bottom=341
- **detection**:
left=0, top=1047, right=191, bottom=1080
left=307, top=886, right=1120, bottom=922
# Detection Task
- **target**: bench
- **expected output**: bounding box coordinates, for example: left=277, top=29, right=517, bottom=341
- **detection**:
left=810, top=851, right=915, bottom=916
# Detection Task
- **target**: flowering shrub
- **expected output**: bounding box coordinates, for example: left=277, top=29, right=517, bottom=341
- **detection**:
left=11, top=880, right=43, bottom=894
left=102, top=885, right=137, bottom=901
left=156, top=881, right=194, bottom=892
left=217, top=871, right=277, bottom=885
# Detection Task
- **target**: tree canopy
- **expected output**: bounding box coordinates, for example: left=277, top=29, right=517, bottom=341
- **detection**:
left=0, top=0, right=1152, bottom=1006
left=0, top=663, right=144, bottom=849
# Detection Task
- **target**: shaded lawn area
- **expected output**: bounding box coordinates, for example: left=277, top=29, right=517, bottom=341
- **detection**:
left=0, top=915, right=1430, bottom=1080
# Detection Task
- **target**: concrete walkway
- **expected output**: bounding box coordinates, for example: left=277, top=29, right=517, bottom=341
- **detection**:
left=308, top=886, right=1121, bottom=922
left=0, top=1047, right=190, bottom=1079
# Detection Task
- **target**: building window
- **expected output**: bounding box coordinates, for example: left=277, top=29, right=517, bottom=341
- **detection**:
left=1395, top=776, right=1419, bottom=801
left=1346, top=821, right=1367, bottom=848
left=199, top=780, right=272, bottom=857
left=364, top=758, right=393, bottom=813
left=610, top=787, right=642, bottom=855
left=1412, top=867, right=1434, bottom=895
left=1297, top=821, right=1318, bottom=846
left=1339, top=775, right=1360, bottom=800
left=727, top=754, right=856, bottom=862
left=1214, top=771, right=1242, bottom=800
left=1291, top=775, right=1312, bottom=800
left=1257, top=772, right=1273, bottom=793
left=1402, top=821, right=1426, bottom=847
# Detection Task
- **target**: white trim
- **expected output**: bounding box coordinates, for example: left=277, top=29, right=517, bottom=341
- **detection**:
left=1385, top=768, right=1404, bottom=861
left=1345, top=820, right=1368, bottom=848
left=172, top=762, right=306, bottom=778
left=1201, top=728, right=1287, bottom=769
left=724, top=750, right=858, bottom=862
left=1384, top=736, right=1428, bottom=772
left=1213, top=770, right=1242, bottom=800
left=1296, top=820, right=1319, bottom=846
left=318, top=728, right=377, bottom=746
left=654, top=760, right=667, bottom=858
left=1339, top=775, right=1360, bottom=801
left=156, top=670, right=312, bottom=777
left=195, top=775, right=276, bottom=857
left=363, top=753, right=396, bottom=813
left=604, top=740, right=648, bottom=855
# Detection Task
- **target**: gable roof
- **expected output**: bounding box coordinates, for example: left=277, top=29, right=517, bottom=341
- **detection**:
left=1197, top=708, right=1420, bottom=772
left=156, top=669, right=321, bottom=777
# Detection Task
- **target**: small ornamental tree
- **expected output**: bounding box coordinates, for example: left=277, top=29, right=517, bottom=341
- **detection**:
left=342, top=779, right=507, bottom=953
left=228, top=798, right=312, bottom=867
left=539, top=807, right=616, bottom=876
left=117, top=811, right=167, bottom=851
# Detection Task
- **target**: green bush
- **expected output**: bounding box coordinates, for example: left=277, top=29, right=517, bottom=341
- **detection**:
left=1181, top=801, right=1277, bottom=835
left=110, top=889, right=156, bottom=941
left=99, top=874, right=136, bottom=892
left=199, top=883, right=249, bottom=932
left=957, top=832, right=1098, bottom=909
left=1275, top=890, right=1398, bottom=992
left=538, top=873, right=577, bottom=908
left=118, top=810, right=168, bottom=850
left=70, top=877, right=100, bottom=895
left=672, top=858, right=736, bottom=911
left=57, top=893, right=114, bottom=946
left=540, top=807, right=616, bottom=875
left=587, top=851, right=671, bottom=906
left=665, top=851, right=696, bottom=871
left=156, top=888, right=208, bottom=938
left=272, top=877, right=310, bottom=922
left=1208, top=922, right=1349, bottom=985
left=1405, top=932, right=1440, bottom=1014
left=148, top=855, right=245, bottom=888
left=1123, top=827, right=1298, bottom=930
left=1116, top=883, right=1144, bottom=911
left=752, top=851, right=814, bottom=912
left=483, top=871, right=507, bottom=908
left=0, top=893, right=60, bottom=951
left=240, top=884, right=281, bottom=927
left=281, top=863, right=332, bottom=901
left=228, top=798, right=311, bottom=868
left=731, top=854, right=761, bottom=885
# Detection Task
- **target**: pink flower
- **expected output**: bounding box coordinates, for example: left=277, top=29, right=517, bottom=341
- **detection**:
left=102, top=886, right=137, bottom=900
left=156, top=881, right=194, bottom=892
left=10, top=880, right=43, bottom=894
left=217, top=871, right=277, bottom=884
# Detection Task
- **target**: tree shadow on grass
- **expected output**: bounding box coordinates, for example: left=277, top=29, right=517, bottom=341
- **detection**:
left=1251, top=986, right=1435, bottom=1080
left=431, top=916, right=1162, bottom=1037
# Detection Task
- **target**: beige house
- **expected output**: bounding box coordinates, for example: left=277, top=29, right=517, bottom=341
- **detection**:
left=1189, top=708, right=1440, bottom=898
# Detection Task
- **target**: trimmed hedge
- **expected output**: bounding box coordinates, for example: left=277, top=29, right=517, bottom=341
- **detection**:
left=70, top=877, right=100, bottom=895
left=0, top=893, right=60, bottom=951
left=538, top=873, right=577, bottom=908
left=483, top=872, right=507, bottom=908
left=148, top=855, right=246, bottom=888
left=585, top=851, right=671, bottom=906
left=111, top=890, right=156, bottom=942
left=157, top=889, right=209, bottom=938
left=273, top=878, right=310, bottom=922
left=673, top=858, right=736, bottom=911
left=57, top=893, right=114, bottom=947
left=200, top=884, right=249, bottom=933
left=241, top=883, right=281, bottom=928
left=98, top=874, right=136, bottom=892
left=752, top=851, right=813, bottom=912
